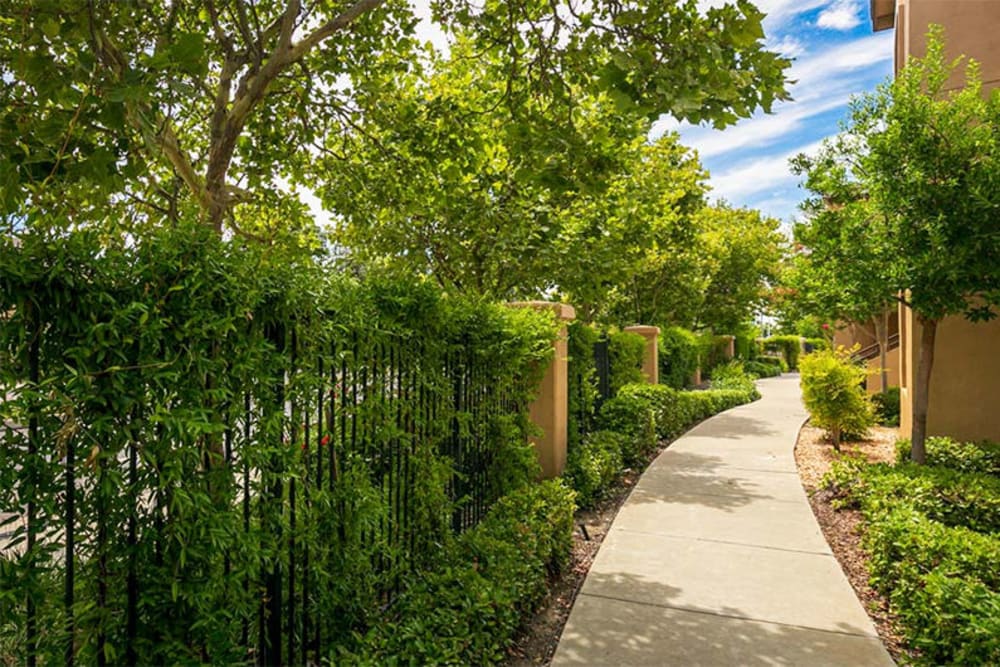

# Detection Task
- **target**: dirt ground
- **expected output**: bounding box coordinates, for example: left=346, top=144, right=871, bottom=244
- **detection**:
left=794, top=423, right=914, bottom=664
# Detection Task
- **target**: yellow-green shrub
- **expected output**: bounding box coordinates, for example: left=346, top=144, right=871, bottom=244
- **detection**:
left=799, top=347, right=874, bottom=449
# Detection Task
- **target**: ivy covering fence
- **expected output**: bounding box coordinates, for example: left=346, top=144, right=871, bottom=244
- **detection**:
left=0, top=225, right=558, bottom=665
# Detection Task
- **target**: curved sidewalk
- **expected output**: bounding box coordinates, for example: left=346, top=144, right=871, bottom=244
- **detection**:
left=552, top=375, right=894, bottom=666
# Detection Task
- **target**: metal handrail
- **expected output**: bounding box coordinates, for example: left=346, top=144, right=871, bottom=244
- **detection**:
left=852, top=332, right=900, bottom=362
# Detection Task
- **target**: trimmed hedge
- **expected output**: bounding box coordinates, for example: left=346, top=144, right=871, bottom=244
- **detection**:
left=744, top=360, right=781, bottom=378
left=565, top=430, right=628, bottom=506
left=608, top=330, right=646, bottom=394
left=343, top=480, right=575, bottom=665
left=575, top=380, right=759, bottom=507
left=658, top=326, right=699, bottom=389
left=762, top=335, right=801, bottom=370
left=823, top=458, right=1000, bottom=664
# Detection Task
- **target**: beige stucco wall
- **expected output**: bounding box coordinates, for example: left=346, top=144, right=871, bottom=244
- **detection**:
left=865, top=346, right=900, bottom=395
left=899, top=304, right=1000, bottom=443
left=899, top=1, right=1000, bottom=94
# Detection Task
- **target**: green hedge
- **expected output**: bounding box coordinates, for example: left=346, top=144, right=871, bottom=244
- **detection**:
left=567, top=321, right=601, bottom=448
left=823, top=458, right=1000, bottom=664
left=0, top=224, right=559, bottom=664
left=575, top=380, right=759, bottom=507
left=762, top=335, right=801, bottom=370
left=658, top=326, right=699, bottom=389
left=744, top=360, right=781, bottom=378
left=896, top=436, right=1000, bottom=476
left=565, top=431, right=628, bottom=506
left=608, top=330, right=646, bottom=394
left=343, top=480, right=576, bottom=665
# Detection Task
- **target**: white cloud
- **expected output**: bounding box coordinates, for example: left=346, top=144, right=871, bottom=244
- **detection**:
left=769, top=35, right=806, bottom=59
left=817, top=0, right=863, bottom=31
left=708, top=140, right=824, bottom=201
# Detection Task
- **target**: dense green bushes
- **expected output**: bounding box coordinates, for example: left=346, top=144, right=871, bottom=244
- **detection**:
left=658, top=326, right=700, bottom=389
left=608, top=330, right=646, bottom=393
left=896, top=436, right=1000, bottom=475
left=744, top=360, right=782, bottom=378
left=567, top=321, right=601, bottom=448
left=762, top=334, right=801, bottom=370
left=343, top=480, right=576, bottom=665
left=0, top=224, right=559, bottom=664
left=799, top=347, right=874, bottom=449
left=825, top=444, right=1000, bottom=664
left=566, top=375, right=760, bottom=508
left=565, top=431, right=629, bottom=506
left=872, top=387, right=901, bottom=427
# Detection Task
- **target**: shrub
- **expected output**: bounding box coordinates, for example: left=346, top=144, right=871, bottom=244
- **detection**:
left=596, top=391, right=658, bottom=457
left=733, top=322, right=761, bottom=360
left=344, top=480, right=575, bottom=665
left=658, top=326, right=699, bottom=389
left=822, top=459, right=1000, bottom=664
left=567, top=321, right=601, bottom=447
left=565, top=430, right=628, bottom=507
left=616, top=383, right=684, bottom=443
left=762, top=335, right=801, bottom=370
left=872, top=387, right=900, bottom=427
left=608, top=330, right=646, bottom=394
left=709, top=360, right=757, bottom=394
left=802, top=337, right=829, bottom=353
left=799, top=347, right=874, bottom=449
left=698, top=333, right=732, bottom=377
left=896, top=436, right=1000, bottom=475
left=744, top=360, right=781, bottom=378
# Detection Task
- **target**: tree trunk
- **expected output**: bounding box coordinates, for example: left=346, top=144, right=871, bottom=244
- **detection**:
left=910, top=316, right=938, bottom=464
left=831, top=425, right=841, bottom=452
left=871, top=309, right=889, bottom=392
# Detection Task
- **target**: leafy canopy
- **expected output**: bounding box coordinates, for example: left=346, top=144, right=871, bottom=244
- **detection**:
left=1, top=0, right=790, bottom=237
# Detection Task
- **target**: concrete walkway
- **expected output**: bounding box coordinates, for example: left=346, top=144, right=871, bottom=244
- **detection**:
left=552, top=375, right=894, bottom=666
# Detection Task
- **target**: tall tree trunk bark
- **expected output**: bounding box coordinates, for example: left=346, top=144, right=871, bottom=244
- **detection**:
left=910, top=315, right=938, bottom=464
left=872, top=309, right=889, bottom=392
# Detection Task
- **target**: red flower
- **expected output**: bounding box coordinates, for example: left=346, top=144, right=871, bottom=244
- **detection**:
left=320, top=435, right=331, bottom=447
left=822, top=323, right=830, bottom=330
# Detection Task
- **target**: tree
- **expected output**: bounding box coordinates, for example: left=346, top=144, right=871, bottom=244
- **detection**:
left=789, top=148, right=896, bottom=390
left=1, top=0, right=790, bottom=237
left=692, top=205, right=785, bottom=333
left=554, top=133, right=708, bottom=320
left=797, top=27, right=1000, bottom=463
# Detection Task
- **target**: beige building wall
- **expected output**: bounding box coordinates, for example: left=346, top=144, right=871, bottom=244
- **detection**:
left=875, top=0, right=1000, bottom=443
left=899, top=304, right=1000, bottom=443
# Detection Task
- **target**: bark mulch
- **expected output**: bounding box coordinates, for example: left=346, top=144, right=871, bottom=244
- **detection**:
left=794, top=423, right=915, bottom=664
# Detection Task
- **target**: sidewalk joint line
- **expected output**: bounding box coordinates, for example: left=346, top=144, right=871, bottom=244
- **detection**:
left=612, top=528, right=834, bottom=557
left=577, top=591, right=881, bottom=640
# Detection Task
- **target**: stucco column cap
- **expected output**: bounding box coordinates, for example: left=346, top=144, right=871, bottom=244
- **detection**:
left=624, top=325, right=661, bottom=336
left=508, top=301, right=576, bottom=322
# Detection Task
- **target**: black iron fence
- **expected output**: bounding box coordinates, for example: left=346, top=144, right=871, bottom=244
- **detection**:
left=1, top=314, right=533, bottom=666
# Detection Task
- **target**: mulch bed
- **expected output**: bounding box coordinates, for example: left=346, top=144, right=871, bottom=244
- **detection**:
left=794, top=423, right=915, bottom=664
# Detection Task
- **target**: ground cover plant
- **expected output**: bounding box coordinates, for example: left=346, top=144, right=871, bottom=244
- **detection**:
left=824, top=439, right=1000, bottom=664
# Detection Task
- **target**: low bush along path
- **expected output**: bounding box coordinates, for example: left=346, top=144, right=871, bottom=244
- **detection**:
left=551, top=374, right=894, bottom=666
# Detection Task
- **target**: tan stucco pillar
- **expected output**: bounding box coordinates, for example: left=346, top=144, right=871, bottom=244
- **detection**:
left=508, top=301, right=576, bottom=478
left=721, top=335, right=735, bottom=360
left=624, top=325, right=660, bottom=385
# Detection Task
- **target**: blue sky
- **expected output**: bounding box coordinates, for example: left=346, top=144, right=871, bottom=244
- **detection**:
left=651, top=0, right=895, bottom=224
